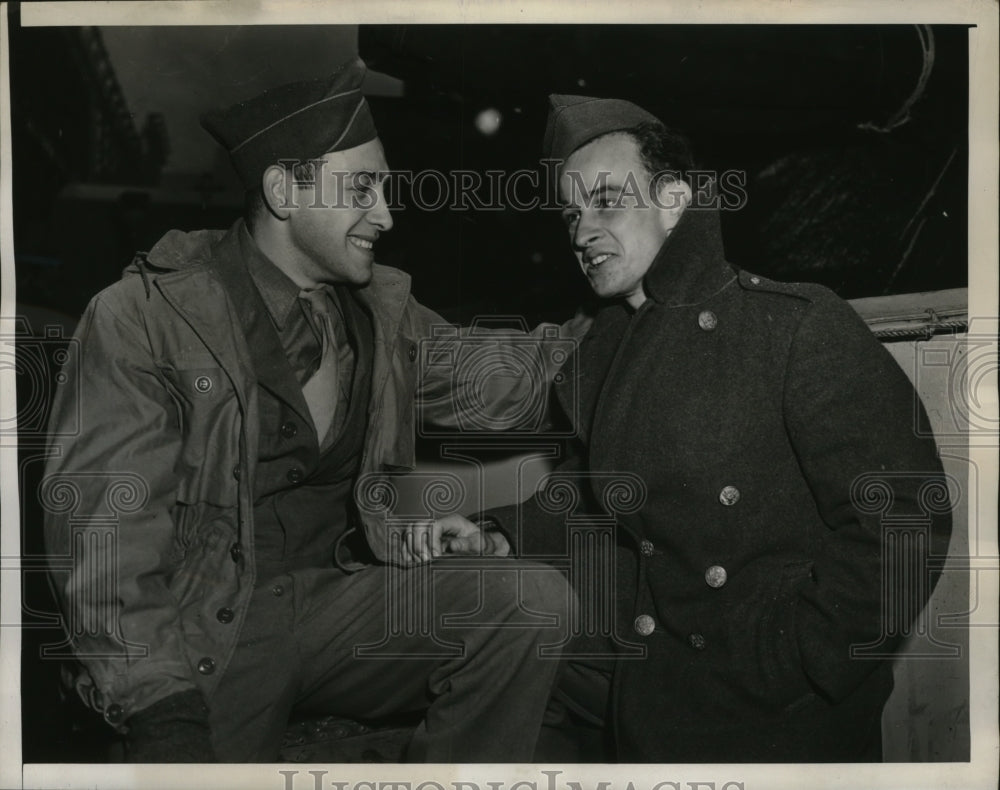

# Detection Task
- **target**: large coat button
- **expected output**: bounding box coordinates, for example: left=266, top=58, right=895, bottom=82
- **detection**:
left=705, top=565, right=728, bottom=588
left=197, top=657, right=216, bottom=675
left=408, top=344, right=417, bottom=361
left=194, top=375, right=213, bottom=393
left=230, top=543, right=243, bottom=563
left=698, top=310, right=718, bottom=331
left=280, top=421, right=298, bottom=439
left=633, top=614, right=656, bottom=636
left=216, top=607, right=234, bottom=624
left=287, top=467, right=304, bottom=484
left=719, top=485, right=741, bottom=506
left=639, top=540, right=655, bottom=557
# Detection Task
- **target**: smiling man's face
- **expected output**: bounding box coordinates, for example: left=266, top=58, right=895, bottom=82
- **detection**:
left=285, top=137, right=393, bottom=287
left=559, top=132, right=685, bottom=310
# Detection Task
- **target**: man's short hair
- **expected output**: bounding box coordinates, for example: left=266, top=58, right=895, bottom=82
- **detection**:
left=626, top=121, right=696, bottom=194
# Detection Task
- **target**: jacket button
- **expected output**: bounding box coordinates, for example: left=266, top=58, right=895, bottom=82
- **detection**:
left=633, top=614, right=655, bottom=636
left=705, top=565, right=728, bottom=588
left=197, top=657, right=216, bottom=675
left=194, top=375, right=213, bottom=393
left=232, top=465, right=241, bottom=480
left=280, top=421, right=298, bottom=439
left=230, top=543, right=243, bottom=563
left=697, top=310, right=718, bottom=331
left=271, top=584, right=285, bottom=597
left=104, top=703, right=124, bottom=724
left=216, top=607, right=234, bottom=624
left=688, top=633, right=707, bottom=650
left=408, top=344, right=417, bottom=362
left=639, top=540, right=655, bottom=557
left=719, top=485, right=741, bottom=506
left=287, top=467, right=303, bottom=484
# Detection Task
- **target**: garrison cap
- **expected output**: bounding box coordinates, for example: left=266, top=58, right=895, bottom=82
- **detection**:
left=201, top=57, right=378, bottom=189
left=543, top=94, right=660, bottom=162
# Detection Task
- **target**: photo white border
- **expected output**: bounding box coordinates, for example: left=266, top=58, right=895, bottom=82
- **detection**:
left=2, top=1, right=996, bottom=789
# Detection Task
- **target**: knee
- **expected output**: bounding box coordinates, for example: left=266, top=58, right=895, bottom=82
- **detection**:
left=504, top=561, right=576, bottom=637
left=519, top=562, right=574, bottom=611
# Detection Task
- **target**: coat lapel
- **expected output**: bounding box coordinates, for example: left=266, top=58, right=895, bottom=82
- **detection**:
left=353, top=264, right=410, bottom=423
left=206, top=230, right=315, bottom=429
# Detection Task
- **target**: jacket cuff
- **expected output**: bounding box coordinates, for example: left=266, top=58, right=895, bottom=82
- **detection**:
left=470, top=504, right=520, bottom=554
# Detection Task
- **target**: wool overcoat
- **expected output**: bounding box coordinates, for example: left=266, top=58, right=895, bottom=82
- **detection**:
left=488, top=201, right=952, bottom=762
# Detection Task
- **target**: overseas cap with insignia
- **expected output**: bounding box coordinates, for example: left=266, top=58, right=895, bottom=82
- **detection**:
left=542, top=94, right=660, bottom=162
left=201, top=57, right=378, bottom=189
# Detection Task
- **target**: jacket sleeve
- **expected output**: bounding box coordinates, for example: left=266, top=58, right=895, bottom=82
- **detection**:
left=727, top=295, right=952, bottom=706
left=405, top=298, right=590, bottom=433
left=43, top=293, right=199, bottom=725
left=477, top=444, right=597, bottom=559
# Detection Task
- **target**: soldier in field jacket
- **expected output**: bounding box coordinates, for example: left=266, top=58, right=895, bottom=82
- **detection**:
left=42, top=60, right=578, bottom=763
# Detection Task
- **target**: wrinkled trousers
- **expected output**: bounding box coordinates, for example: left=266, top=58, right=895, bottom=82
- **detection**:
left=209, top=557, right=574, bottom=762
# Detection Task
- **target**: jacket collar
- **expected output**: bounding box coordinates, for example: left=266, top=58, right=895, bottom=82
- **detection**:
left=641, top=197, right=735, bottom=309
left=139, top=219, right=414, bottom=348
left=239, top=224, right=302, bottom=332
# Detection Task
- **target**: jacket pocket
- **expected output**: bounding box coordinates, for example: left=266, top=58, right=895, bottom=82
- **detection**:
left=704, top=557, right=817, bottom=712
left=168, top=514, right=236, bottom=607
left=158, top=361, right=241, bottom=507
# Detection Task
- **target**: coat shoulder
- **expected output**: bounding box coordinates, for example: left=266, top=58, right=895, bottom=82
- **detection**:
left=736, top=269, right=864, bottom=328
left=736, top=269, right=836, bottom=305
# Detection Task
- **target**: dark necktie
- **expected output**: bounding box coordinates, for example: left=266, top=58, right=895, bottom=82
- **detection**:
left=299, top=288, right=340, bottom=443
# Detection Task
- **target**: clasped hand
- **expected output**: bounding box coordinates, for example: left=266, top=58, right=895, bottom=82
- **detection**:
left=399, top=514, right=510, bottom=565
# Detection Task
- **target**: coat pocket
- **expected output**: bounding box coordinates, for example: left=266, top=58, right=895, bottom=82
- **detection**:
left=168, top=514, right=236, bottom=608
left=158, top=361, right=241, bottom=507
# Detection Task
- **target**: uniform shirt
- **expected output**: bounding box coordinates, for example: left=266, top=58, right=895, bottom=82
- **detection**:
left=240, top=225, right=355, bottom=443
left=237, top=226, right=371, bottom=578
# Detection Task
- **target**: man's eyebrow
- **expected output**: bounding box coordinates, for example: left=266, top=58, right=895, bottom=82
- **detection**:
left=584, top=184, right=622, bottom=201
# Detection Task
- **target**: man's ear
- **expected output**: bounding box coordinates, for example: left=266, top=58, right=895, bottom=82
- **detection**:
left=655, top=178, right=692, bottom=232
left=261, top=165, right=293, bottom=220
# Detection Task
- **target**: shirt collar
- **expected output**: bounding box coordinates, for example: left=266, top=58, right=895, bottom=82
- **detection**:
left=239, top=222, right=303, bottom=331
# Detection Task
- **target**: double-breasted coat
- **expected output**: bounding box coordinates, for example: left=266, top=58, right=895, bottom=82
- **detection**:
left=488, top=200, right=952, bottom=761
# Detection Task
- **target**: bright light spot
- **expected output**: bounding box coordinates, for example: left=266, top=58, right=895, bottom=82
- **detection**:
left=475, top=108, right=502, bottom=135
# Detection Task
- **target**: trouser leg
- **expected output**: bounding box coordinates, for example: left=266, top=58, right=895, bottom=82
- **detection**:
left=208, top=573, right=302, bottom=762
left=535, top=648, right=615, bottom=762
left=293, top=557, right=574, bottom=762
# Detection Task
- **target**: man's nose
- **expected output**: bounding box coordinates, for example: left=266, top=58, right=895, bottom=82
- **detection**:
left=572, top=215, right=600, bottom=249
left=367, top=184, right=394, bottom=231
